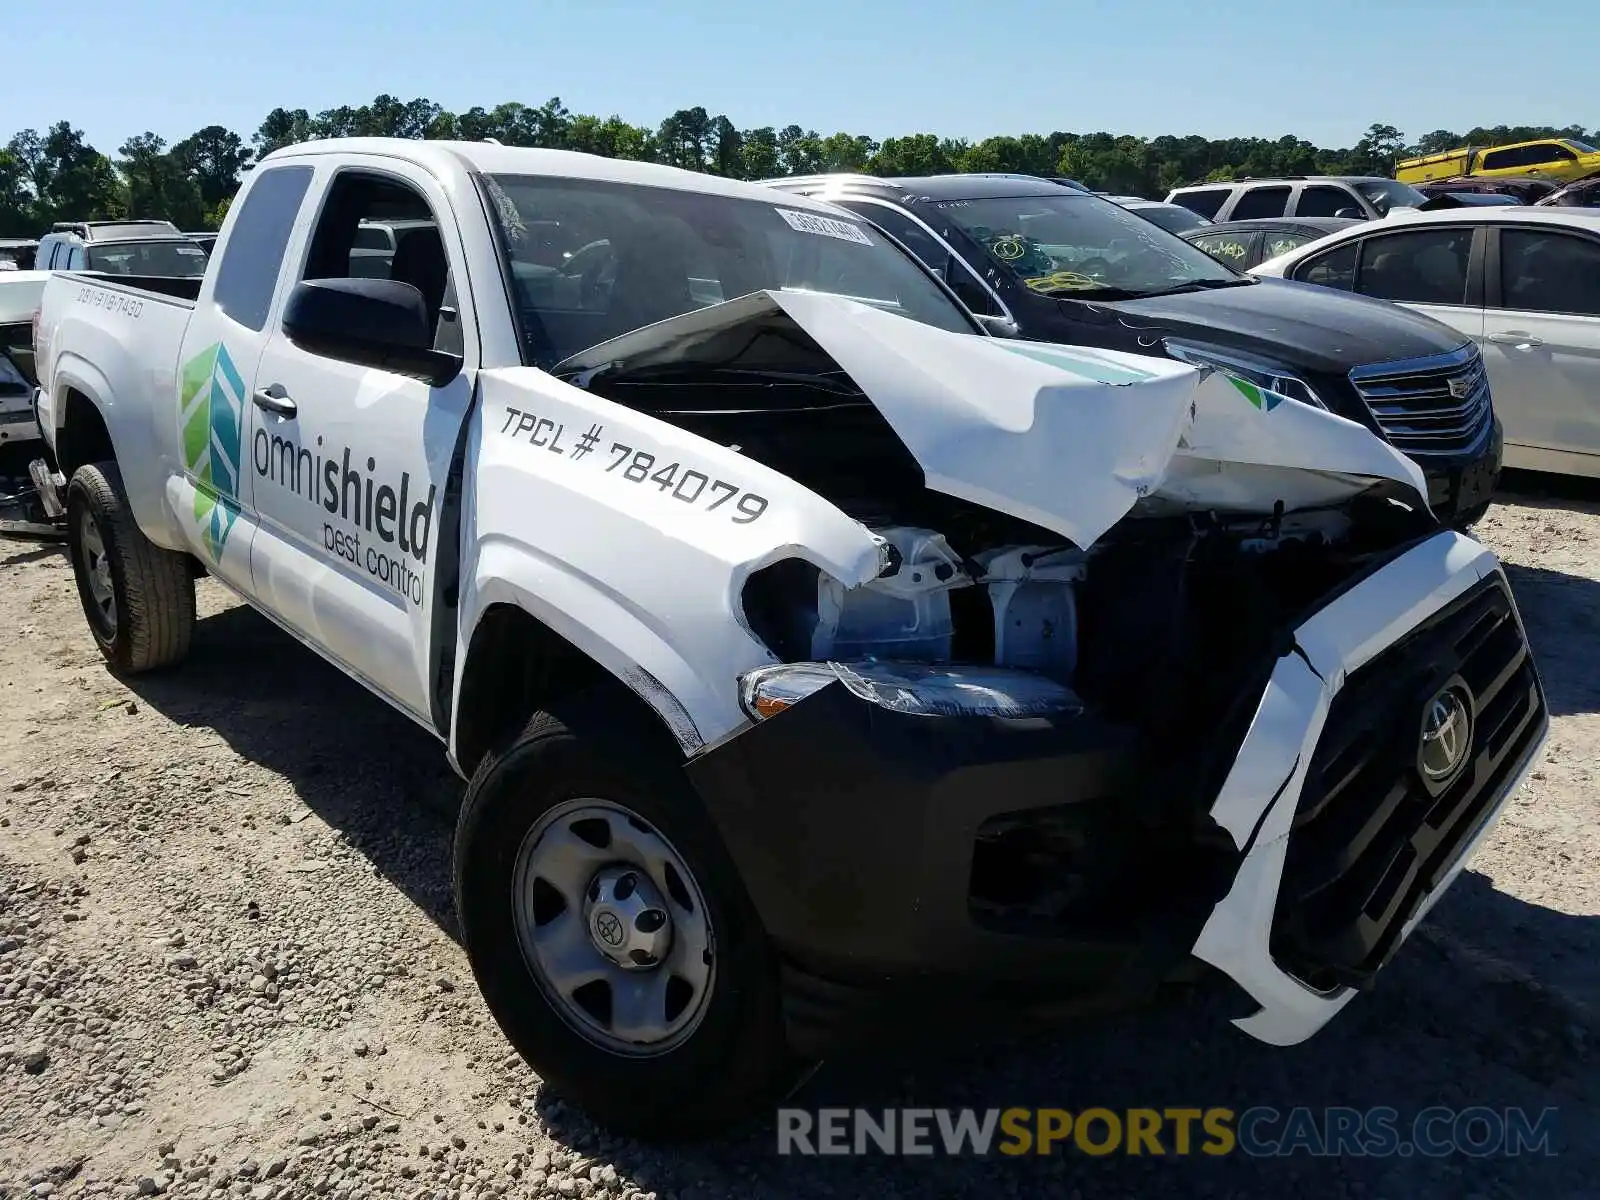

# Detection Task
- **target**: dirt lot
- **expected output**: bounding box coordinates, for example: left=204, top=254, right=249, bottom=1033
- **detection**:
left=1, top=479, right=1597, bottom=1200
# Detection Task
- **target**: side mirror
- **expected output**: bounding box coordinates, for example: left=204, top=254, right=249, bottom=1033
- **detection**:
left=282, top=277, right=462, bottom=387
left=1335, top=207, right=1364, bottom=220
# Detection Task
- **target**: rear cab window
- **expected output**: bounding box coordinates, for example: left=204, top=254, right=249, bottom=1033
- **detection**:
left=85, top=240, right=208, bottom=278
left=352, top=226, right=393, bottom=251
left=213, top=164, right=315, bottom=332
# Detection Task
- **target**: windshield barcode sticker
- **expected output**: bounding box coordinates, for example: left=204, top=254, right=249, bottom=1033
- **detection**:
left=775, top=208, right=873, bottom=246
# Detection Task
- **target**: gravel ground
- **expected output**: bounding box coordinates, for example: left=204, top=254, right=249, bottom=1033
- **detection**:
left=1, top=476, right=1596, bottom=1200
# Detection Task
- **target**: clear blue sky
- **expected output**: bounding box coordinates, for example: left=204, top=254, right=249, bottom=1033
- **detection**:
left=8, top=0, right=1591, bottom=153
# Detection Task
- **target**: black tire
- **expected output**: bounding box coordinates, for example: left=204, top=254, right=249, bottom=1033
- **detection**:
left=1453, top=499, right=1492, bottom=530
left=65, top=462, right=196, bottom=675
left=454, top=690, right=789, bottom=1140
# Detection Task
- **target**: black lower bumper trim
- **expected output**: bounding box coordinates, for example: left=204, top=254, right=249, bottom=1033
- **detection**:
left=685, top=679, right=1245, bottom=1050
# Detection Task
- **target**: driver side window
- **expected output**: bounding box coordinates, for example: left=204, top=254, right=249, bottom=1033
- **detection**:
left=303, top=173, right=463, bottom=356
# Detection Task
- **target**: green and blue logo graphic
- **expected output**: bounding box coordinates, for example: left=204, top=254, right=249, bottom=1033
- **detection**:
left=179, top=341, right=245, bottom=560
left=1225, top=375, right=1288, bottom=411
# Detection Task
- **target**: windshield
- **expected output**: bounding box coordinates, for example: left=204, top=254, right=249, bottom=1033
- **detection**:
left=1353, top=179, right=1428, bottom=215
left=931, top=193, right=1241, bottom=296
left=483, top=174, right=975, bottom=367
left=86, top=240, right=208, bottom=278
left=1568, top=140, right=1598, bottom=154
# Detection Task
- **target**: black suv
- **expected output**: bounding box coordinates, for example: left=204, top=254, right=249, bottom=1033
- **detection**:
left=762, top=173, right=1503, bottom=526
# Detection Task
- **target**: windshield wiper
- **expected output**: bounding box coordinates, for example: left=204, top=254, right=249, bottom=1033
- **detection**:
left=1125, top=278, right=1257, bottom=298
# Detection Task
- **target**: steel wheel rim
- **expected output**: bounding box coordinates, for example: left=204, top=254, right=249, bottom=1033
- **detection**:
left=512, top=798, right=716, bottom=1056
left=77, top=509, right=116, bottom=635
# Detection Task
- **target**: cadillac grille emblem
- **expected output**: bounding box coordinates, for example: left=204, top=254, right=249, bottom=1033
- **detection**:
left=1447, top=374, right=1473, bottom=400
left=1418, top=685, right=1474, bottom=790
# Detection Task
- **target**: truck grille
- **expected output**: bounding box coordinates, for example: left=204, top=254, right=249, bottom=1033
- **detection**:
left=1270, top=575, right=1546, bottom=992
left=1349, top=346, right=1493, bottom=456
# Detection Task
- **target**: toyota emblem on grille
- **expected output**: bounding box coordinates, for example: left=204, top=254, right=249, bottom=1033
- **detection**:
left=593, top=910, right=625, bottom=947
left=1419, top=685, right=1474, bottom=790
left=1447, top=374, right=1473, bottom=400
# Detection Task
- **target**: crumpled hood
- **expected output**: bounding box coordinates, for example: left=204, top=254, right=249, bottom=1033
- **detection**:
left=555, top=289, right=1431, bottom=548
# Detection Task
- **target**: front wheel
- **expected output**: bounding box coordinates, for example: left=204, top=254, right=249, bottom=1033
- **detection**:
left=65, top=462, right=196, bottom=674
left=453, top=693, right=790, bottom=1139
left=1453, top=499, right=1493, bottom=530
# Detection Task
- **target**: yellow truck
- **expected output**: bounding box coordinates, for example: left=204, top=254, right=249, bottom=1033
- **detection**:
left=1395, top=137, right=1600, bottom=185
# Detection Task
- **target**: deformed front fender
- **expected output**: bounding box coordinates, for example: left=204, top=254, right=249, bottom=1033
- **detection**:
left=450, top=368, right=886, bottom=759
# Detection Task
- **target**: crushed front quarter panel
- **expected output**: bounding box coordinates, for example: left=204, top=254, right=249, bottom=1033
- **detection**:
left=459, top=368, right=886, bottom=753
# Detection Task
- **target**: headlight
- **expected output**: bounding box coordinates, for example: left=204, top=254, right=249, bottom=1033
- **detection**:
left=1164, top=341, right=1328, bottom=410
left=739, top=660, right=1083, bottom=721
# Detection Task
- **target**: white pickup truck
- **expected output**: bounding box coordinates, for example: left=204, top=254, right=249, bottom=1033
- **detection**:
left=30, top=138, right=1549, bottom=1139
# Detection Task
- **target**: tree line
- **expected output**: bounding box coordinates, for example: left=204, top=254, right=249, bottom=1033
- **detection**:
left=2, top=97, right=1595, bottom=238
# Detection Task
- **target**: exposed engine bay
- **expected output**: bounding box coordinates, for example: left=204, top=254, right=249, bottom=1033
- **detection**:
left=560, top=298, right=1437, bottom=742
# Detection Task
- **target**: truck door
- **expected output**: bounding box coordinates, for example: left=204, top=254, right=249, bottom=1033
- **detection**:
left=168, top=163, right=316, bottom=596
left=245, top=163, right=478, bottom=725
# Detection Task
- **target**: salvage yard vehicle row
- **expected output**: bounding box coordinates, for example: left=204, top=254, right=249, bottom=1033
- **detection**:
left=763, top=173, right=1504, bottom=526
left=28, top=137, right=1550, bottom=1138
left=1251, top=206, right=1600, bottom=479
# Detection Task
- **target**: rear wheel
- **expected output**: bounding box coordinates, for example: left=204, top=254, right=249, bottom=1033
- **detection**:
left=453, top=691, right=790, bottom=1139
left=65, top=462, right=195, bottom=674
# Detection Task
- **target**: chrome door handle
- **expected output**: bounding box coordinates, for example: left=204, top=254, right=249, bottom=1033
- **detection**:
left=1486, top=331, right=1544, bottom=349
left=252, top=386, right=297, bottom=416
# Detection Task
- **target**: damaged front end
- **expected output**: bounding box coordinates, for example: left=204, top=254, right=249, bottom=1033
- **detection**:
left=551, top=290, right=1546, bottom=1053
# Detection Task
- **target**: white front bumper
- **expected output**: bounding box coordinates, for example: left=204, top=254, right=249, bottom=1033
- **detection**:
left=1191, top=529, right=1548, bottom=1045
